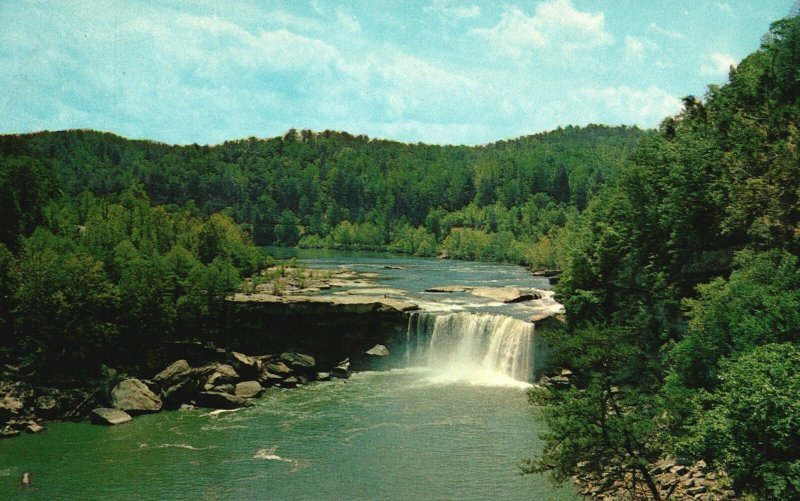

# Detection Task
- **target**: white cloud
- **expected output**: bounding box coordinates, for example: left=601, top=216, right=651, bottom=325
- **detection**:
left=309, top=0, right=325, bottom=16
left=700, top=52, right=737, bottom=75
left=625, top=35, right=645, bottom=60
left=472, top=0, right=613, bottom=55
left=336, top=9, right=362, bottom=33
left=575, top=85, right=682, bottom=126
left=425, top=0, right=481, bottom=20
left=647, top=22, right=685, bottom=40
left=714, top=2, right=733, bottom=14
left=264, top=10, right=324, bottom=32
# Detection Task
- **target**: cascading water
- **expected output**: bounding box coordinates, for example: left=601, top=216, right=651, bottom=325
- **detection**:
left=406, top=311, right=534, bottom=385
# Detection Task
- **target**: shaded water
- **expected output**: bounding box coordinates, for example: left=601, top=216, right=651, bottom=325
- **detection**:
left=1, top=252, right=575, bottom=500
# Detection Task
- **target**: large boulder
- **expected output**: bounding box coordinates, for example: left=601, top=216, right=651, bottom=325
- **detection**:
left=111, top=379, right=162, bottom=413
left=203, top=364, right=240, bottom=387
left=365, top=344, right=389, bottom=357
left=90, top=407, right=132, bottom=425
left=194, top=391, right=253, bottom=409
left=263, top=361, right=292, bottom=377
left=234, top=381, right=263, bottom=399
left=228, top=352, right=260, bottom=380
left=153, top=359, right=192, bottom=387
left=280, top=352, right=316, bottom=374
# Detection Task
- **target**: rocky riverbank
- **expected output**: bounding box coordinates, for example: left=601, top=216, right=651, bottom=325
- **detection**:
left=0, top=343, right=392, bottom=434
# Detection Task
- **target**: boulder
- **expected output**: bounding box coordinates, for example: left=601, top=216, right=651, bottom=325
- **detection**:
left=0, top=395, right=25, bottom=420
left=161, top=376, right=203, bottom=410
left=90, top=407, right=132, bottom=425
left=213, top=384, right=235, bottom=395
left=228, top=352, right=260, bottom=380
left=111, top=378, right=163, bottom=413
left=280, top=352, right=316, bottom=374
left=280, top=377, right=299, bottom=388
left=0, top=426, right=20, bottom=438
left=26, top=423, right=45, bottom=433
left=153, top=359, right=192, bottom=386
left=205, top=364, right=240, bottom=386
left=34, top=395, right=60, bottom=418
left=234, top=381, right=263, bottom=399
left=331, top=359, right=351, bottom=379
left=365, top=344, right=389, bottom=357
left=259, top=370, right=285, bottom=387
left=263, top=361, right=293, bottom=377
left=194, top=391, right=253, bottom=409
left=316, top=372, right=331, bottom=381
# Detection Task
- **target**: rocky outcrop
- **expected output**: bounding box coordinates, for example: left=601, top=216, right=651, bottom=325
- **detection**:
left=229, top=293, right=418, bottom=314
left=471, top=287, right=538, bottom=303
left=575, top=457, right=736, bottom=500
left=90, top=408, right=132, bottom=425
left=111, top=379, right=163, bottom=413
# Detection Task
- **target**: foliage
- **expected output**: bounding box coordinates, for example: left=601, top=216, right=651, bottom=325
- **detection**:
left=533, top=15, right=800, bottom=500
left=1, top=124, right=646, bottom=268
left=679, top=344, right=800, bottom=499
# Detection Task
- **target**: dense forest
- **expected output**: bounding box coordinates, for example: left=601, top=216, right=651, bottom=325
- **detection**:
left=1, top=123, right=645, bottom=265
left=2, top=11, right=799, bottom=501
left=528, top=16, right=800, bottom=500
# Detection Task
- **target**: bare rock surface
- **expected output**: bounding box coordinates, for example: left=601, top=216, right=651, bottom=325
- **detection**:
left=111, top=379, right=162, bottom=413
left=471, top=287, right=537, bottom=303
left=91, top=407, right=132, bottom=425
left=234, top=381, right=263, bottom=399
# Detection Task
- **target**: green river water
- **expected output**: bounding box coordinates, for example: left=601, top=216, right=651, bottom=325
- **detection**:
left=0, top=252, right=577, bottom=500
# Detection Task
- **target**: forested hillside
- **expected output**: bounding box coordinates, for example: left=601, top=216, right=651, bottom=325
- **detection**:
left=529, top=16, right=800, bottom=500
left=0, top=121, right=644, bottom=383
left=1, top=124, right=645, bottom=265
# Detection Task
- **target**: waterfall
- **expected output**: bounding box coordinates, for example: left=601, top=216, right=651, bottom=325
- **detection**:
left=406, top=312, right=534, bottom=384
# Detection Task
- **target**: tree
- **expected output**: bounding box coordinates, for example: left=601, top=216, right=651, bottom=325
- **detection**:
left=274, top=208, right=300, bottom=246
left=681, top=344, right=800, bottom=498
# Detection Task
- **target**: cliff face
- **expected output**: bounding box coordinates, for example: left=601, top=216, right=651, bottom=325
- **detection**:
left=224, top=295, right=416, bottom=370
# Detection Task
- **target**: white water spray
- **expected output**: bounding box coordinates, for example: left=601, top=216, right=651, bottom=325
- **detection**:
left=406, top=312, right=534, bottom=386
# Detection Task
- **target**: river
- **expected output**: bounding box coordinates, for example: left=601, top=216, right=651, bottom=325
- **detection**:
left=1, top=251, right=577, bottom=500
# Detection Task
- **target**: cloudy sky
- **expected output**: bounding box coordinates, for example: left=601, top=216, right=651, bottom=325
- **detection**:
left=1, top=0, right=794, bottom=145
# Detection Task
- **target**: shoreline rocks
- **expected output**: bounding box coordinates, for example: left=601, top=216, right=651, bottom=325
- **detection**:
left=90, top=408, right=132, bottom=425
left=111, top=379, right=163, bottom=413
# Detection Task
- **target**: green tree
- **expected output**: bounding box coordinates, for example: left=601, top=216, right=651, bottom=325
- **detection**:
left=680, top=344, right=800, bottom=499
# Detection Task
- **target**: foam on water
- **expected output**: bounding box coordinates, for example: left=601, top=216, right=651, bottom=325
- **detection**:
left=406, top=311, right=535, bottom=386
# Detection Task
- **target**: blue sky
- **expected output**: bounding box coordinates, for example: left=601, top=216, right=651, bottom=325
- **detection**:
left=0, top=0, right=794, bottom=145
